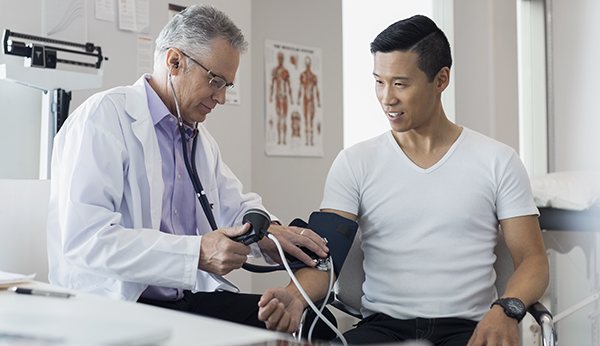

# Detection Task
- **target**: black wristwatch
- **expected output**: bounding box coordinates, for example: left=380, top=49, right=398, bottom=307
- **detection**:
left=491, top=297, right=526, bottom=323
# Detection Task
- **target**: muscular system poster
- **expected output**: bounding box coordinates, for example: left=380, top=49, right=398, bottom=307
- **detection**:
left=264, top=40, right=323, bottom=157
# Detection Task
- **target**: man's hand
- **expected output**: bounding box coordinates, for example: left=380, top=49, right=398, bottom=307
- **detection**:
left=467, top=305, right=520, bottom=346
left=198, top=223, right=251, bottom=275
left=258, top=287, right=306, bottom=333
left=257, top=223, right=328, bottom=267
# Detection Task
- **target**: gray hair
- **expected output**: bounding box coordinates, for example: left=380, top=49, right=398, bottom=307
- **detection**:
left=154, top=4, right=248, bottom=71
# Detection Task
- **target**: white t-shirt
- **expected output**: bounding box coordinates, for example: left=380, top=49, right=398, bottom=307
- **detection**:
left=320, top=128, right=538, bottom=321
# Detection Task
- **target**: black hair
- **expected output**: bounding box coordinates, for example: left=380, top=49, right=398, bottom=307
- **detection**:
left=370, top=15, right=452, bottom=82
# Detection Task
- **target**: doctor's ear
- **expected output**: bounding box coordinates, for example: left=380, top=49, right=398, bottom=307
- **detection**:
left=167, top=59, right=181, bottom=76
left=166, top=48, right=184, bottom=73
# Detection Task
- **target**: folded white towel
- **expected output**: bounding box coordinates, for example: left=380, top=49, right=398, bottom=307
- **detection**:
left=531, top=171, right=600, bottom=210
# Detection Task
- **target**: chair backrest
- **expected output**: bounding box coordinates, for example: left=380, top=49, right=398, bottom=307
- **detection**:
left=334, top=231, right=514, bottom=315
left=334, top=232, right=365, bottom=313
left=0, top=179, right=51, bottom=282
left=493, top=231, right=515, bottom=297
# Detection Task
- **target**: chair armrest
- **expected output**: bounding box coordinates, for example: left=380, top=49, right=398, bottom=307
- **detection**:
left=527, top=301, right=552, bottom=323
left=331, top=297, right=362, bottom=319
left=527, top=301, right=556, bottom=346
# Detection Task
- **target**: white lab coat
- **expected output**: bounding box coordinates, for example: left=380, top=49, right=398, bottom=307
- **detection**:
left=47, top=76, right=267, bottom=301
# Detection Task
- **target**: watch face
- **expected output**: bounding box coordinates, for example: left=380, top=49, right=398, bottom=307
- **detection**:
left=501, top=298, right=526, bottom=320
left=506, top=299, right=523, bottom=313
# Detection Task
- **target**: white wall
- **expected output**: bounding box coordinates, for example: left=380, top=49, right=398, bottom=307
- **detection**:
left=0, top=1, right=44, bottom=179
left=552, top=0, right=600, bottom=172
left=453, top=0, right=520, bottom=151
left=0, top=179, right=51, bottom=282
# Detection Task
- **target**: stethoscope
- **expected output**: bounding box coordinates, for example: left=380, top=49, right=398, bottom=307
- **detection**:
left=167, top=63, right=310, bottom=273
left=168, top=63, right=218, bottom=231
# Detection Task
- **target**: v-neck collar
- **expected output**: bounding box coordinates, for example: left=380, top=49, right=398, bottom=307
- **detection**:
left=388, top=127, right=467, bottom=174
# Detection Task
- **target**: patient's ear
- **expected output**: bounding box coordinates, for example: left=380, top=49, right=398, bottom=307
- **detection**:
left=435, top=67, right=450, bottom=92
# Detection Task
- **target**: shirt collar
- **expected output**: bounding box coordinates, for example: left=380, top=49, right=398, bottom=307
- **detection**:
left=144, top=74, right=196, bottom=139
left=143, top=74, right=174, bottom=126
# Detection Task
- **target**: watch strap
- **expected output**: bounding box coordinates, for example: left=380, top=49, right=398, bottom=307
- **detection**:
left=491, top=297, right=526, bottom=323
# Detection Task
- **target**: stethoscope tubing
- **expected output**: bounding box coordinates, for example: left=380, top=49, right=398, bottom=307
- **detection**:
left=169, top=64, right=218, bottom=231
left=179, top=126, right=218, bottom=231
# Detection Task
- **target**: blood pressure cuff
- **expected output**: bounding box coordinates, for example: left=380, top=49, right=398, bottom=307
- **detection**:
left=287, top=211, right=358, bottom=277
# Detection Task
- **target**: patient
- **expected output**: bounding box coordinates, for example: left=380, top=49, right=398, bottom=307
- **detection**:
left=318, top=15, right=548, bottom=346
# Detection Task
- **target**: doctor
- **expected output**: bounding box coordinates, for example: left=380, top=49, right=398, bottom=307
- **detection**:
left=47, top=4, right=328, bottom=332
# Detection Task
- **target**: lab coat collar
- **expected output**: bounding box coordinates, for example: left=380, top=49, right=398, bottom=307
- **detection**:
left=128, top=75, right=164, bottom=230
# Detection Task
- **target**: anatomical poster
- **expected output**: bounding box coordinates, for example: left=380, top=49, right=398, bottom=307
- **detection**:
left=264, top=40, right=323, bottom=157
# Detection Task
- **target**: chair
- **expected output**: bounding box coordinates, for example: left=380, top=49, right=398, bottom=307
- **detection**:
left=0, top=179, right=51, bottom=282
left=300, top=231, right=556, bottom=346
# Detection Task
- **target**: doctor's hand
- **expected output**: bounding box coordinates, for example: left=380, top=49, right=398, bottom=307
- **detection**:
left=258, top=224, right=328, bottom=267
left=258, top=287, right=306, bottom=333
left=198, top=223, right=251, bottom=276
left=466, top=305, right=520, bottom=346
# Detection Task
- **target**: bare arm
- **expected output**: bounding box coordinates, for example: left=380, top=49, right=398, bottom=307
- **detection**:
left=258, top=267, right=332, bottom=332
left=320, top=208, right=358, bottom=221
left=500, top=215, right=549, bottom=306
left=467, top=214, right=549, bottom=346
left=258, top=208, right=357, bottom=333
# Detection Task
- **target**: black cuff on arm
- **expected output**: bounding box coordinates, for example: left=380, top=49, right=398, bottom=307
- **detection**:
left=288, top=211, right=358, bottom=277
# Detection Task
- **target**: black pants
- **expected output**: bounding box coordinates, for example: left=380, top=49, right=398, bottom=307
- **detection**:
left=335, top=313, right=478, bottom=346
left=138, top=290, right=265, bottom=329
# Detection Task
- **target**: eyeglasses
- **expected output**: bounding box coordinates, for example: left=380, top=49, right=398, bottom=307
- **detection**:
left=181, top=51, right=234, bottom=91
